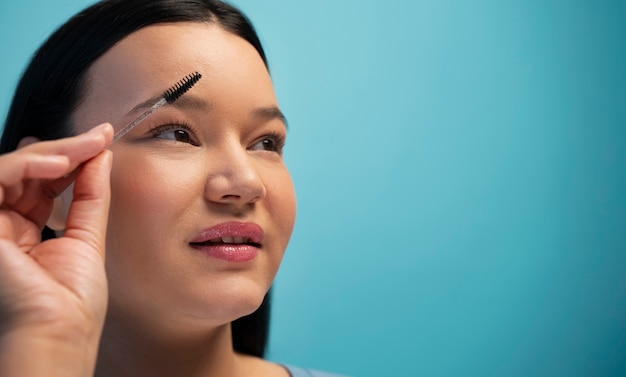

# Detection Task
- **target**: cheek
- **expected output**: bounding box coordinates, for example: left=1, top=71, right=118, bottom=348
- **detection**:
left=106, top=156, right=203, bottom=251
left=110, top=164, right=176, bottom=220
left=104, top=157, right=204, bottom=304
left=265, top=168, right=297, bottom=241
left=110, top=156, right=200, bottom=212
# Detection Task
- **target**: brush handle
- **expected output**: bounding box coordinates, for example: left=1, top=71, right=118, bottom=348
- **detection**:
left=111, top=97, right=167, bottom=143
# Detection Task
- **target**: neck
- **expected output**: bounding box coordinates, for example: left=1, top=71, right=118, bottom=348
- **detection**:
left=95, top=311, right=241, bottom=377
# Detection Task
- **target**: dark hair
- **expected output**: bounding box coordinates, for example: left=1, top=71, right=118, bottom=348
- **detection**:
left=1, top=0, right=271, bottom=358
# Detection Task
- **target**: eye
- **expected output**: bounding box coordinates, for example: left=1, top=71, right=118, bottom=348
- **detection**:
left=149, top=123, right=199, bottom=146
left=250, top=133, right=285, bottom=154
left=158, top=129, right=192, bottom=143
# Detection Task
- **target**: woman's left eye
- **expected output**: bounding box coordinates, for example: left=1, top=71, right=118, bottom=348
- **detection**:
left=250, top=135, right=285, bottom=153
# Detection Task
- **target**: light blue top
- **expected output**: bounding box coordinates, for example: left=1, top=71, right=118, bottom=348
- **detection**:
left=283, top=364, right=349, bottom=377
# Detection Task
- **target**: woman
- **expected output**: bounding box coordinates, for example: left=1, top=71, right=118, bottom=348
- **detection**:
left=0, top=1, right=345, bottom=376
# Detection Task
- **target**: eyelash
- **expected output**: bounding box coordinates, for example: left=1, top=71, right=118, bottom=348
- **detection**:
left=147, top=120, right=286, bottom=154
left=253, top=131, right=287, bottom=155
left=148, top=120, right=200, bottom=146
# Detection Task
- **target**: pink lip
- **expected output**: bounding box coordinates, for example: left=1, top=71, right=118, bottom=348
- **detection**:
left=190, top=222, right=264, bottom=263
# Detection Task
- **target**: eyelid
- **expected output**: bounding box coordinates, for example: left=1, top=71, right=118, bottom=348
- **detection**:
left=251, top=132, right=287, bottom=154
left=148, top=120, right=200, bottom=145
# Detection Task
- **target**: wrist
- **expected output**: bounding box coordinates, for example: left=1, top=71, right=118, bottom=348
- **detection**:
left=0, top=324, right=100, bottom=377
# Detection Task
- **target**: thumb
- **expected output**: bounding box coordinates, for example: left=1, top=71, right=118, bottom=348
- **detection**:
left=63, top=150, right=112, bottom=260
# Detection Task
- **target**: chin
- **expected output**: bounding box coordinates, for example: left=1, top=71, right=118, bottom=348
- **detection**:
left=178, top=281, right=270, bottom=325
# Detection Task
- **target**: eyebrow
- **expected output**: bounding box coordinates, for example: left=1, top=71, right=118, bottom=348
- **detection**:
left=126, top=94, right=288, bottom=128
left=253, top=106, right=289, bottom=129
left=126, top=94, right=212, bottom=115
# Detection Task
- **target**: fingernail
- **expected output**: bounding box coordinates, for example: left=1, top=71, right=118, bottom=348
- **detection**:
left=86, top=123, right=112, bottom=135
left=46, top=155, right=70, bottom=165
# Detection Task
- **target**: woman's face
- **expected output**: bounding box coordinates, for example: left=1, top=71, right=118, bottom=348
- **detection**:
left=70, top=23, right=296, bottom=330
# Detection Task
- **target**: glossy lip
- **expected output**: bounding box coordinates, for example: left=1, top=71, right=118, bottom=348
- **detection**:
left=189, top=222, right=264, bottom=263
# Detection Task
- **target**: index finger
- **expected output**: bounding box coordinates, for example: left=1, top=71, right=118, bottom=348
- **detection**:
left=0, top=124, right=113, bottom=189
left=20, top=123, right=113, bottom=170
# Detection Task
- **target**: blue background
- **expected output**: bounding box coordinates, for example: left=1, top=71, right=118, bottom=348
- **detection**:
left=1, top=1, right=625, bottom=376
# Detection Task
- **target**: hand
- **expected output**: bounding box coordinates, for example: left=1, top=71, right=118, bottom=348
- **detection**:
left=0, top=123, right=113, bottom=376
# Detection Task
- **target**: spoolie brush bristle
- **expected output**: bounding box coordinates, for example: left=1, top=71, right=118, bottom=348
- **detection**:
left=162, top=71, right=202, bottom=104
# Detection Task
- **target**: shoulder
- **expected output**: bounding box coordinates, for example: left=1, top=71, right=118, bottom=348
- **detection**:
left=282, top=364, right=350, bottom=377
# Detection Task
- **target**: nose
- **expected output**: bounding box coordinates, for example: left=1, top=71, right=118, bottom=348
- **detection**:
left=204, top=145, right=266, bottom=208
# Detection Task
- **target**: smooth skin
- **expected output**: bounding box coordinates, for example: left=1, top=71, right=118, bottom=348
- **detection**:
left=0, top=22, right=296, bottom=377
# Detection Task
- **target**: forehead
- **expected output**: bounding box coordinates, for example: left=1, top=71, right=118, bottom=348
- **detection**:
left=72, top=22, right=274, bottom=131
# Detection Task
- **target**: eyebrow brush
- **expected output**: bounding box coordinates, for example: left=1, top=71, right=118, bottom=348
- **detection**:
left=111, top=71, right=202, bottom=143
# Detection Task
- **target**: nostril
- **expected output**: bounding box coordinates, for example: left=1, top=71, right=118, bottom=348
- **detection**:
left=221, top=194, right=242, bottom=200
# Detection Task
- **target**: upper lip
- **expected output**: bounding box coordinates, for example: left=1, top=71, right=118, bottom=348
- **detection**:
left=190, top=222, right=264, bottom=246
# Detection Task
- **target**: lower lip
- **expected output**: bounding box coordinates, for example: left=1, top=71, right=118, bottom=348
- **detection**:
left=191, top=244, right=259, bottom=262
